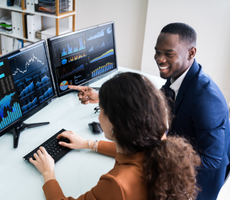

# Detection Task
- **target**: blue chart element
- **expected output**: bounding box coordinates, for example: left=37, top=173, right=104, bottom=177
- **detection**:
left=107, top=27, right=112, bottom=34
left=36, top=75, right=50, bottom=90
left=92, top=63, right=113, bottom=78
left=79, top=38, right=84, bottom=49
left=0, top=73, right=5, bottom=79
left=61, top=59, right=67, bottom=65
left=73, top=38, right=85, bottom=53
left=61, top=48, right=68, bottom=57
left=26, top=77, right=32, bottom=82
left=17, top=81, right=24, bottom=87
left=0, top=93, right=15, bottom=118
left=0, top=93, right=23, bottom=130
left=100, top=42, right=105, bottom=48
left=89, top=46, right=93, bottom=52
left=60, top=64, right=84, bottom=79
left=67, top=43, right=72, bottom=54
left=41, top=66, right=48, bottom=73
left=21, top=97, right=38, bottom=114
left=19, top=81, right=35, bottom=100
left=90, top=49, right=114, bottom=63
left=87, top=29, right=104, bottom=41
left=61, top=37, right=86, bottom=58
left=39, top=87, right=53, bottom=103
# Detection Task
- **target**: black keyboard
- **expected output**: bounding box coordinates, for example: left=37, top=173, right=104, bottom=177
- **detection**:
left=23, top=129, right=72, bottom=163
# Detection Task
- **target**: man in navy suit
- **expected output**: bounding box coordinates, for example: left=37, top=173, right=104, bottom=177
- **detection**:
left=68, top=22, right=230, bottom=200
left=155, top=23, right=230, bottom=200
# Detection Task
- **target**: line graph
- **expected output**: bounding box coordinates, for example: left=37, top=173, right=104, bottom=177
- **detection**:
left=9, top=44, right=47, bottom=81
left=90, top=49, right=114, bottom=63
left=87, top=29, right=104, bottom=41
left=86, top=26, right=113, bottom=53
left=39, top=86, right=53, bottom=103
left=14, top=65, right=52, bottom=105
left=18, top=81, right=35, bottom=100
left=21, top=96, right=38, bottom=114
left=58, top=64, right=85, bottom=80
left=12, top=54, right=44, bottom=77
left=35, top=74, right=50, bottom=90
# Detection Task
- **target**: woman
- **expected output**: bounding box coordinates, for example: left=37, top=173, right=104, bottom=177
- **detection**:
left=30, top=72, right=201, bottom=200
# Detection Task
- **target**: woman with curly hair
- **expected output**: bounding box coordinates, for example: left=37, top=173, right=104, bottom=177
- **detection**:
left=30, top=72, right=201, bottom=200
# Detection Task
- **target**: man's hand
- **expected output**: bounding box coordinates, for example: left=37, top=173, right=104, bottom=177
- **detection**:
left=68, top=85, right=99, bottom=104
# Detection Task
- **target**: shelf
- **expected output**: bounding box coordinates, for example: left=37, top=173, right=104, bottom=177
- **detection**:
left=0, top=0, right=76, bottom=55
left=40, top=27, right=72, bottom=40
left=0, top=5, right=76, bottom=19
left=0, top=31, right=39, bottom=43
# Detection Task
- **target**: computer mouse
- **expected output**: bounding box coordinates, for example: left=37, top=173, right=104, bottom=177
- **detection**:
left=88, top=122, right=103, bottom=134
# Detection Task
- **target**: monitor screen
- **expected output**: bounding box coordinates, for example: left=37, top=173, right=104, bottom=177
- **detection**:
left=0, top=40, right=56, bottom=147
left=47, top=21, right=117, bottom=96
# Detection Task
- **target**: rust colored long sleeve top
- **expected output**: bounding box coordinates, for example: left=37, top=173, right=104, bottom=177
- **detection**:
left=42, top=141, right=147, bottom=200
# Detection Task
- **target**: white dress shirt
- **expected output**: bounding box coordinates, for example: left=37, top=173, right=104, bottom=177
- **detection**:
left=169, top=67, right=190, bottom=101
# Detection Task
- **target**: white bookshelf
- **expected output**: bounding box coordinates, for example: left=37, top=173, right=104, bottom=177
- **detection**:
left=0, top=0, right=76, bottom=54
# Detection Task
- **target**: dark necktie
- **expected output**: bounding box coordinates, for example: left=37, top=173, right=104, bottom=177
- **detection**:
left=160, top=85, right=175, bottom=113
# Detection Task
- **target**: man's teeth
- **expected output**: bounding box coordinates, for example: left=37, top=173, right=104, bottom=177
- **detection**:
left=159, top=66, right=169, bottom=70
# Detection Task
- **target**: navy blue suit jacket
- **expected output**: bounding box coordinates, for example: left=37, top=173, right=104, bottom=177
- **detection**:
left=162, top=60, right=230, bottom=200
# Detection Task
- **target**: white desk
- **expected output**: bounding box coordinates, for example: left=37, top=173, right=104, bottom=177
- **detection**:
left=0, top=67, right=165, bottom=200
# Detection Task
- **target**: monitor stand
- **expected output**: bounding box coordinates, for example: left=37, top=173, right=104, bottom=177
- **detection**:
left=10, top=122, right=50, bottom=148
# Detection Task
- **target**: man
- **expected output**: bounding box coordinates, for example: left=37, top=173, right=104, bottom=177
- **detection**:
left=154, top=23, right=229, bottom=200
left=69, top=23, right=230, bottom=200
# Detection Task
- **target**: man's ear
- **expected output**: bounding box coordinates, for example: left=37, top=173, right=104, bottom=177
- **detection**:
left=188, top=47, right=197, bottom=60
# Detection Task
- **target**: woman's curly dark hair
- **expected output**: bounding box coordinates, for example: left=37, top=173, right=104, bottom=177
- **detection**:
left=99, top=72, right=201, bottom=200
left=145, top=136, right=200, bottom=200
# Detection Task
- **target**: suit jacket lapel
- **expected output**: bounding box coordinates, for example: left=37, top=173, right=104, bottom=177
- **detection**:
left=173, top=60, right=200, bottom=114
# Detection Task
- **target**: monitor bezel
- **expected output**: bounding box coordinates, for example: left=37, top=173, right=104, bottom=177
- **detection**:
left=47, top=21, right=118, bottom=97
left=0, top=40, right=57, bottom=137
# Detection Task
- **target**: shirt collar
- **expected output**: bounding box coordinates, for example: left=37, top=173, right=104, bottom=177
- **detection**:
left=170, top=67, right=190, bottom=97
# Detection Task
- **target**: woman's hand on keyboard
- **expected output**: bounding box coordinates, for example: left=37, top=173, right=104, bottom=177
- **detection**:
left=68, top=85, right=99, bottom=104
left=57, top=130, right=88, bottom=150
left=29, top=146, right=55, bottom=183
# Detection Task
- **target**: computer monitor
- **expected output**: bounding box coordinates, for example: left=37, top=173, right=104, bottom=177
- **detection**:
left=0, top=40, right=56, bottom=148
left=47, top=21, right=118, bottom=96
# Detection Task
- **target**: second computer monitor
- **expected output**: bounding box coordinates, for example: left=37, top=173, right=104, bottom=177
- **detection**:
left=47, top=21, right=118, bottom=96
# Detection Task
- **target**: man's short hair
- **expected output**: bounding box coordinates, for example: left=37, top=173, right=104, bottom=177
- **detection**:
left=161, top=23, right=197, bottom=46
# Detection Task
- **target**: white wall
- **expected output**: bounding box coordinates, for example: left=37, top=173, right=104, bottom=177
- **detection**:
left=75, top=0, right=230, bottom=104
left=141, top=0, right=230, bottom=105
left=76, top=0, right=148, bottom=70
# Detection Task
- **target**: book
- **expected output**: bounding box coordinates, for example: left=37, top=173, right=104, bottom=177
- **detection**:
left=26, top=0, right=35, bottom=11
left=7, top=0, right=14, bottom=6
left=27, top=14, right=41, bottom=40
left=11, top=11, right=17, bottom=35
left=5, top=36, right=13, bottom=54
left=13, top=38, right=19, bottom=50
left=1, top=35, right=6, bottom=55
left=16, top=12, right=23, bottom=37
